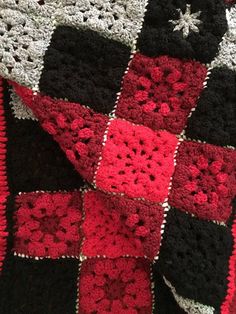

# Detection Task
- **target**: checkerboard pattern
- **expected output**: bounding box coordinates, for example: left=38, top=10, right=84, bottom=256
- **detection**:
left=0, top=1, right=236, bottom=314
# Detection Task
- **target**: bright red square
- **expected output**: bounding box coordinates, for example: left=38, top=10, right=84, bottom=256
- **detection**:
left=82, top=190, right=164, bottom=259
left=79, top=257, right=152, bottom=314
left=96, top=119, right=178, bottom=203
left=169, top=141, right=236, bottom=222
left=116, top=53, right=207, bottom=134
left=14, top=191, right=83, bottom=258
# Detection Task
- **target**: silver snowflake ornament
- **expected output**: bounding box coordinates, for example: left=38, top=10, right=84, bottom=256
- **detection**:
left=169, top=4, right=202, bottom=38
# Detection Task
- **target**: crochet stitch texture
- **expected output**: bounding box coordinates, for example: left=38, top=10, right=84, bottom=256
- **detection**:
left=0, top=1, right=236, bottom=314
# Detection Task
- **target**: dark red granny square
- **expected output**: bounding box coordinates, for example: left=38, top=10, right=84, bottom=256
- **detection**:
left=116, top=53, right=207, bottom=134
left=96, top=119, right=178, bottom=203
left=12, top=83, right=109, bottom=183
left=169, top=141, right=236, bottom=222
left=79, top=257, right=152, bottom=314
left=14, top=191, right=83, bottom=258
left=82, top=190, right=164, bottom=259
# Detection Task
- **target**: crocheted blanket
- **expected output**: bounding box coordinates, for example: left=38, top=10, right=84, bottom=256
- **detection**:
left=0, top=1, right=235, bottom=313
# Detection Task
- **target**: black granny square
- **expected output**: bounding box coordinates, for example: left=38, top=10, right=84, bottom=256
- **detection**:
left=39, top=26, right=131, bottom=114
left=186, top=67, right=236, bottom=147
left=137, top=0, right=227, bottom=63
left=157, top=207, right=233, bottom=309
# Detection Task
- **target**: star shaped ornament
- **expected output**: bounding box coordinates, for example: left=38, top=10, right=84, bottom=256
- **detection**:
left=169, top=4, right=202, bottom=38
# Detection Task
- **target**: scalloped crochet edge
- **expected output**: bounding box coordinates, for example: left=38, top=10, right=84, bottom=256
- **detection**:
left=0, top=77, right=9, bottom=272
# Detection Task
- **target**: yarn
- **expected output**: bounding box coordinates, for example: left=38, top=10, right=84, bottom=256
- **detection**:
left=116, top=53, right=207, bottom=134
left=55, top=0, right=147, bottom=47
left=14, top=191, right=82, bottom=259
left=96, top=119, right=178, bottom=202
left=82, top=190, right=164, bottom=259
left=186, top=67, right=236, bottom=147
left=157, top=208, right=233, bottom=308
left=39, top=26, right=131, bottom=113
left=4, top=84, right=84, bottom=193
left=0, top=1, right=235, bottom=313
left=169, top=140, right=236, bottom=222
left=0, top=8, right=54, bottom=88
left=12, top=83, right=108, bottom=182
left=79, top=257, right=152, bottom=314
left=137, top=0, right=227, bottom=63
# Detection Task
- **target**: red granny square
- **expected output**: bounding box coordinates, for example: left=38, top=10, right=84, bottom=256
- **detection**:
left=14, top=191, right=83, bottom=258
left=116, top=53, right=207, bottom=134
left=79, top=257, right=152, bottom=314
left=169, top=141, right=236, bottom=222
left=82, top=190, right=164, bottom=259
left=96, top=119, right=178, bottom=203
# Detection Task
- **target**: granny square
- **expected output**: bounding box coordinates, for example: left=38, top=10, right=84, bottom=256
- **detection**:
left=157, top=208, right=233, bottom=309
left=169, top=140, right=236, bottom=222
left=116, top=53, right=207, bottom=134
left=14, top=191, right=83, bottom=259
left=39, top=26, right=131, bottom=113
left=0, top=8, right=55, bottom=88
left=0, top=0, right=58, bottom=15
left=186, top=67, right=236, bottom=147
left=96, top=119, right=178, bottom=203
left=137, top=0, right=227, bottom=63
left=82, top=190, right=164, bottom=259
left=79, top=257, right=152, bottom=314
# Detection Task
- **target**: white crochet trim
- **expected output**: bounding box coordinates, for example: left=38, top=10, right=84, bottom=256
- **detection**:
left=163, top=276, right=215, bottom=314
left=10, top=88, right=37, bottom=120
left=54, top=0, right=147, bottom=47
left=0, top=8, right=55, bottom=89
left=210, top=5, right=236, bottom=71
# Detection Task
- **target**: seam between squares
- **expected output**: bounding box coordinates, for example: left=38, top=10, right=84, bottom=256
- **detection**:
left=181, top=135, right=236, bottom=151
left=78, top=186, right=88, bottom=263
left=76, top=259, right=82, bottom=314
left=150, top=262, right=155, bottom=314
